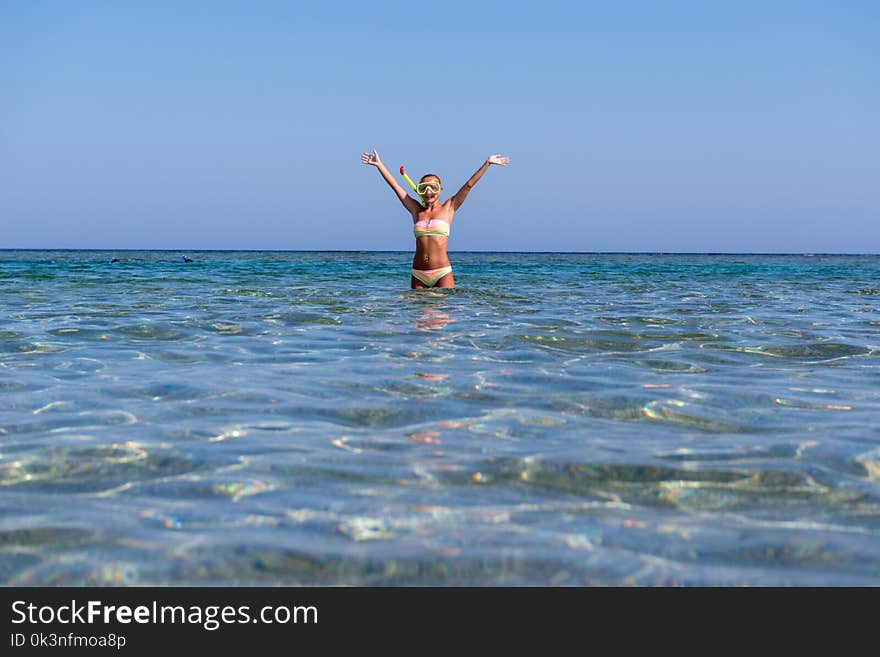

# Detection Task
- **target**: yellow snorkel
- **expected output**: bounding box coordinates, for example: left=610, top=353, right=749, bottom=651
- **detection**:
left=400, top=165, right=425, bottom=206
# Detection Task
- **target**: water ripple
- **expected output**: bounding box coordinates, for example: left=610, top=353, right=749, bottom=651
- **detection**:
left=2, top=251, right=880, bottom=584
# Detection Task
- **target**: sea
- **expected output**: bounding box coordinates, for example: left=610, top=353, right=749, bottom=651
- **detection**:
left=1, top=250, right=878, bottom=585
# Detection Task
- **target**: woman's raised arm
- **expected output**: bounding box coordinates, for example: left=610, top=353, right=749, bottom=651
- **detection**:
left=361, top=149, right=422, bottom=214
left=451, top=154, right=509, bottom=210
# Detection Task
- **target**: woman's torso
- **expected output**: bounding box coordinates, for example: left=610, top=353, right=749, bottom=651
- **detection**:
left=412, top=201, right=454, bottom=269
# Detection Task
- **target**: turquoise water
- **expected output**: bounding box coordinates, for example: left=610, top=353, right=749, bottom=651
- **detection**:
left=1, top=250, right=879, bottom=585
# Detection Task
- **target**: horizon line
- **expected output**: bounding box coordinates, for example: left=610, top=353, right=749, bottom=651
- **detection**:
left=1, top=249, right=879, bottom=257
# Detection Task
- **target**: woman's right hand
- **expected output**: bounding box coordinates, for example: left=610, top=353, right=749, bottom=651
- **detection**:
left=361, top=149, right=382, bottom=166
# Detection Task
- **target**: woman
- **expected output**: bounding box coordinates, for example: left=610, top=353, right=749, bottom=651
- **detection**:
left=361, top=149, right=509, bottom=288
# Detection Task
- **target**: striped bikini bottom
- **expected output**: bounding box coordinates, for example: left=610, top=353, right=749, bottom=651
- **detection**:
left=411, top=266, right=453, bottom=287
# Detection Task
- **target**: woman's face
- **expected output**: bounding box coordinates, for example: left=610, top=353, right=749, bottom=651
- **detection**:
left=418, top=177, right=441, bottom=203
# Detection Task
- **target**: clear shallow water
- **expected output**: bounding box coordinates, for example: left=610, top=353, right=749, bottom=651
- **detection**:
left=1, top=250, right=879, bottom=586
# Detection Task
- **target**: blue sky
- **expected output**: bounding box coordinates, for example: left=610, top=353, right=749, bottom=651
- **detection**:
left=2, top=1, right=877, bottom=252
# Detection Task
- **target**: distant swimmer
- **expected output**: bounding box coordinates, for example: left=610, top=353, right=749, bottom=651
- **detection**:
left=182, top=256, right=193, bottom=262
left=361, top=149, right=509, bottom=289
left=110, top=258, right=121, bottom=264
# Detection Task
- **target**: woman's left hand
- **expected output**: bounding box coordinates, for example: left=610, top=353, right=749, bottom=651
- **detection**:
left=487, top=155, right=510, bottom=165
